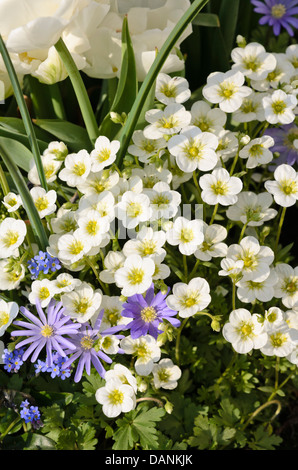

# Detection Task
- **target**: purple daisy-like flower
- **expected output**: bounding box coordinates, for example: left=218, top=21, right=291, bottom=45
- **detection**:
left=107, top=284, right=180, bottom=340
left=11, top=298, right=81, bottom=367
left=61, top=309, right=124, bottom=383
left=251, top=0, right=298, bottom=36
left=264, top=123, right=298, bottom=167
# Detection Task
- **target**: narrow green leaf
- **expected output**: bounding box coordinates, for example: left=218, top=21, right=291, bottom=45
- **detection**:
left=0, top=137, right=49, bottom=250
left=34, top=119, right=93, bottom=153
left=219, top=0, right=240, bottom=53
left=0, top=128, right=49, bottom=167
left=54, top=38, right=99, bottom=145
left=0, top=34, right=48, bottom=191
left=98, top=16, right=138, bottom=140
left=115, top=0, right=210, bottom=166
left=0, top=137, right=34, bottom=173
left=193, top=13, right=220, bottom=27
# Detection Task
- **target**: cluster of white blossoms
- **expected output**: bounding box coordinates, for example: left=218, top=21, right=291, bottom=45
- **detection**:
left=2, top=37, right=298, bottom=417
left=0, top=0, right=192, bottom=95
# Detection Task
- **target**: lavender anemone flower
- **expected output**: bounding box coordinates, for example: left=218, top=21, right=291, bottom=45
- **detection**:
left=251, top=0, right=298, bottom=36
left=11, top=298, right=81, bottom=367
left=264, top=123, right=298, bottom=167
left=106, top=284, right=181, bottom=340
left=61, top=309, right=125, bottom=383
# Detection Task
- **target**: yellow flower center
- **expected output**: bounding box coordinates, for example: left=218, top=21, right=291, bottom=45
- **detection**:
left=41, top=324, right=54, bottom=337
left=243, top=56, right=261, bottom=72
left=238, top=321, right=254, bottom=338
left=211, top=181, right=228, bottom=195
left=249, top=144, right=264, bottom=157
left=35, top=197, right=49, bottom=212
left=271, top=99, right=287, bottom=115
left=96, top=148, right=111, bottom=163
left=127, top=202, right=143, bottom=218
left=157, top=368, right=171, bottom=382
left=219, top=83, right=236, bottom=99
left=127, top=268, right=145, bottom=285
left=139, top=241, right=157, bottom=256
left=73, top=162, right=86, bottom=176
left=271, top=4, right=286, bottom=18
left=269, top=331, right=287, bottom=348
left=80, top=335, right=94, bottom=350
left=86, top=220, right=99, bottom=235
left=108, top=389, right=124, bottom=405
left=2, top=230, right=19, bottom=247
left=39, top=287, right=50, bottom=300
left=74, top=297, right=91, bottom=314
left=280, top=179, right=298, bottom=195
left=69, top=240, right=84, bottom=255
left=180, top=228, right=194, bottom=243
left=140, top=306, right=157, bottom=323
left=0, top=311, right=9, bottom=327
left=160, top=83, right=177, bottom=98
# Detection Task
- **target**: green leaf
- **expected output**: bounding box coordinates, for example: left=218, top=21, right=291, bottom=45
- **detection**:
left=0, top=136, right=49, bottom=250
left=0, top=34, right=48, bottom=190
left=34, top=119, right=93, bottom=153
left=218, top=0, right=240, bottom=53
left=98, top=16, right=138, bottom=140
left=112, top=405, right=166, bottom=450
left=0, top=136, right=34, bottom=172
left=115, top=0, right=209, bottom=166
left=193, top=13, right=220, bottom=27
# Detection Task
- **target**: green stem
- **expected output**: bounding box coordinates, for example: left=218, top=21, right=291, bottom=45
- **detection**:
left=274, top=206, right=286, bottom=256
left=54, top=38, right=99, bottom=144
left=232, top=279, right=236, bottom=311
left=209, top=203, right=218, bottom=225
left=49, top=83, right=67, bottom=120
left=0, top=162, right=10, bottom=195
left=84, top=256, right=110, bottom=295
left=0, top=34, right=48, bottom=191
left=175, top=317, right=189, bottom=365
left=115, top=0, right=209, bottom=166
left=238, top=222, right=248, bottom=243
left=183, top=255, right=188, bottom=282
left=229, top=151, right=239, bottom=176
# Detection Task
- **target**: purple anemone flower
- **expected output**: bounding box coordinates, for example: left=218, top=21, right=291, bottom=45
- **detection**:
left=11, top=298, right=81, bottom=367
left=264, top=123, right=298, bottom=167
left=106, top=284, right=180, bottom=340
left=251, top=0, right=298, bottom=36
left=61, top=309, right=124, bottom=383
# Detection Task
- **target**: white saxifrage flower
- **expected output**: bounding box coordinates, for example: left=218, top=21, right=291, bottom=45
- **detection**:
left=57, top=230, right=90, bottom=264
left=52, top=273, right=81, bottom=294
left=2, top=192, right=22, bottom=213
left=232, top=90, right=266, bottom=123
left=231, top=42, right=277, bottom=81
left=226, top=236, right=274, bottom=282
left=202, top=69, right=252, bottom=113
left=226, top=191, right=278, bottom=227
left=59, top=149, right=91, bottom=187
left=167, top=125, right=219, bottom=173
left=95, top=378, right=136, bottom=418
left=77, top=169, right=119, bottom=196
left=30, top=186, right=57, bottom=218
left=155, top=73, right=191, bottom=105
left=152, top=358, right=182, bottom=390
left=114, top=254, right=155, bottom=297
left=51, top=208, right=77, bottom=234
left=166, top=216, right=204, bottom=256
left=190, top=100, right=227, bottom=133
left=90, top=136, right=120, bottom=172
left=128, top=130, right=166, bottom=164
left=99, top=251, right=126, bottom=285
left=143, top=181, right=181, bottom=220
left=77, top=191, right=115, bottom=223
left=104, top=363, right=137, bottom=394
left=123, top=226, right=166, bottom=259
left=75, top=210, right=110, bottom=248
left=61, top=281, right=102, bottom=323
left=166, top=277, right=211, bottom=318
left=143, top=103, right=191, bottom=140
left=236, top=270, right=278, bottom=303
left=222, top=308, right=268, bottom=354
left=273, top=263, right=298, bottom=308
left=264, top=164, right=298, bottom=207
left=0, top=259, right=25, bottom=290
left=199, top=168, right=243, bottom=206
left=28, top=152, right=62, bottom=185
left=262, top=89, right=297, bottom=124
left=0, top=218, right=27, bottom=258
left=194, top=223, right=228, bottom=261
left=120, top=334, right=161, bottom=376
left=260, top=321, right=298, bottom=357
left=239, top=135, right=275, bottom=169
left=116, top=191, right=152, bottom=229
left=28, top=279, right=58, bottom=308
left=0, top=300, right=18, bottom=337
